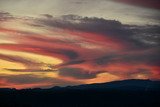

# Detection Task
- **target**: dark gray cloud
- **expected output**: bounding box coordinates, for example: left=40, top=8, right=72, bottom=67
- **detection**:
left=38, top=14, right=122, bottom=35
left=50, top=49, right=79, bottom=59
left=0, top=74, right=52, bottom=84
left=0, top=54, right=41, bottom=69
left=41, top=48, right=79, bottom=59
left=119, top=50, right=160, bottom=66
left=96, top=48, right=160, bottom=66
left=96, top=54, right=117, bottom=65
left=0, top=74, right=82, bottom=87
left=0, top=11, right=13, bottom=21
left=59, top=60, right=86, bottom=66
left=4, top=68, right=57, bottom=72
left=34, top=14, right=160, bottom=50
left=59, top=67, right=104, bottom=79
left=131, top=25, right=160, bottom=46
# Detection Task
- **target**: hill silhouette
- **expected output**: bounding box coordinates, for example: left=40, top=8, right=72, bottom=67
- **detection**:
left=0, top=79, right=160, bottom=107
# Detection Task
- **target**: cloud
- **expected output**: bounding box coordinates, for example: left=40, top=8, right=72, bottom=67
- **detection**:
left=0, top=12, right=160, bottom=89
left=43, top=49, right=79, bottom=59
left=32, top=14, right=160, bottom=72
left=0, top=54, right=41, bottom=69
left=59, top=60, right=86, bottom=67
left=0, top=74, right=51, bottom=84
left=0, top=74, right=82, bottom=88
left=131, top=25, right=160, bottom=47
left=114, top=0, right=160, bottom=9
left=0, top=11, right=13, bottom=21
left=59, top=67, right=104, bottom=79
left=4, top=68, right=57, bottom=72
left=35, top=14, right=160, bottom=49
left=95, top=48, right=160, bottom=66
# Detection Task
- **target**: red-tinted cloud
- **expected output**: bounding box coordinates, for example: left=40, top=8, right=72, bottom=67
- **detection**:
left=115, top=0, right=160, bottom=9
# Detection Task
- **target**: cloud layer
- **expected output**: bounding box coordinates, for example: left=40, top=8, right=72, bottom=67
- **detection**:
left=0, top=12, right=159, bottom=89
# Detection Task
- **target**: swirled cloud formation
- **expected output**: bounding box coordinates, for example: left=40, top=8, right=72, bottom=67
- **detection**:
left=0, top=0, right=159, bottom=89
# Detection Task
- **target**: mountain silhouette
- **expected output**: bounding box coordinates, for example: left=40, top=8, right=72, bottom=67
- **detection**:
left=0, top=79, right=160, bottom=107
left=61, top=79, right=160, bottom=91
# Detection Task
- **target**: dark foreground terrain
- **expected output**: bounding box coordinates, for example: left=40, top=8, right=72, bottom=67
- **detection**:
left=0, top=79, right=160, bottom=107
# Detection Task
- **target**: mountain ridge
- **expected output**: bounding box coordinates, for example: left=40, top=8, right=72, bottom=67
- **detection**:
left=0, top=79, right=160, bottom=107
left=0, top=79, right=159, bottom=91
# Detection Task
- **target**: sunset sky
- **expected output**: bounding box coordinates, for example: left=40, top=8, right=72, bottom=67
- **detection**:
left=0, top=0, right=160, bottom=89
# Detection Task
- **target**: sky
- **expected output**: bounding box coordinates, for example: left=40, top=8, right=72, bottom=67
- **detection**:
left=0, top=0, right=160, bottom=89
